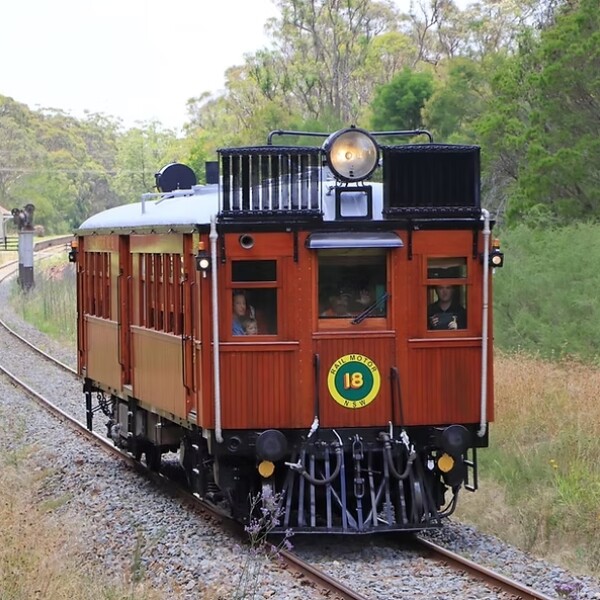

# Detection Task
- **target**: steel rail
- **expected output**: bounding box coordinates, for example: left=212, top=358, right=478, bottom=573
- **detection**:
left=278, top=547, right=369, bottom=600
left=0, top=314, right=76, bottom=374
left=416, top=536, right=556, bottom=600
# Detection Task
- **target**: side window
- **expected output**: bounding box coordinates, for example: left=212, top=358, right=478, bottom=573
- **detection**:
left=137, top=253, right=183, bottom=334
left=83, top=251, right=111, bottom=319
left=231, top=260, right=278, bottom=336
left=426, top=258, right=467, bottom=331
left=318, top=249, right=387, bottom=319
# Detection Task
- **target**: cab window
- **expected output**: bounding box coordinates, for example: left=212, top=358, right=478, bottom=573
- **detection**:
left=231, top=260, right=278, bottom=336
left=318, top=249, right=387, bottom=319
left=426, top=258, right=467, bottom=331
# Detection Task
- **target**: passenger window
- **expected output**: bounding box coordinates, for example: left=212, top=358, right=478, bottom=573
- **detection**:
left=426, top=258, right=467, bottom=331
left=318, top=249, right=387, bottom=319
left=231, top=260, right=278, bottom=336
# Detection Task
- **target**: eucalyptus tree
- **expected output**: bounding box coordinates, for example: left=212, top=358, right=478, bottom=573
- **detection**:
left=400, top=0, right=467, bottom=65
left=475, top=0, right=600, bottom=225
left=34, top=109, right=122, bottom=227
left=113, top=120, right=181, bottom=202
left=0, top=96, right=46, bottom=210
left=261, top=0, right=400, bottom=125
left=401, top=0, right=565, bottom=65
left=422, top=56, right=487, bottom=142
left=370, top=67, right=434, bottom=130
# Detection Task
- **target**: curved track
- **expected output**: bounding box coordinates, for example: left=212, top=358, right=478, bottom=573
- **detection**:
left=0, top=240, right=556, bottom=600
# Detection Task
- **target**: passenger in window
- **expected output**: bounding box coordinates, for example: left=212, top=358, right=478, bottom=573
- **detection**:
left=242, top=317, right=258, bottom=335
left=232, top=290, right=248, bottom=335
left=321, top=291, right=353, bottom=317
left=428, top=285, right=466, bottom=330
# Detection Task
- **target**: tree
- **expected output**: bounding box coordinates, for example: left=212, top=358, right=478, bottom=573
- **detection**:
left=264, top=0, right=398, bottom=124
left=475, top=0, right=600, bottom=224
left=422, top=57, right=487, bottom=142
left=370, top=67, right=434, bottom=130
left=0, top=96, right=46, bottom=209
left=114, top=121, right=181, bottom=202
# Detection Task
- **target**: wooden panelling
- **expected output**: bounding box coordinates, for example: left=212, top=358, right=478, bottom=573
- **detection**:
left=131, top=326, right=187, bottom=419
left=129, top=234, right=184, bottom=254
left=402, top=339, right=493, bottom=425
left=85, top=317, right=121, bottom=391
left=83, top=236, right=119, bottom=252
left=315, top=335, right=396, bottom=428
left=218, top=343, right=307, bottom=429
left=410, top=229, right=476, bottom=255
left=224, top=232, right=294, bottom=258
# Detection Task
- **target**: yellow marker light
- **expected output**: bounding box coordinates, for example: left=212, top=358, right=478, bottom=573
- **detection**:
left=71, top=240, right=78, bottom=249
left=258, top=460, right=275, bottom=478
left=198, top=240, right=205, bottom=251
left=437, top=453, right=455, bottom=473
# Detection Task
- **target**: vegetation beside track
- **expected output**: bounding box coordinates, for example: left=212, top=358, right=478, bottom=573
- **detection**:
left=0, top=411, right=160, bottom=600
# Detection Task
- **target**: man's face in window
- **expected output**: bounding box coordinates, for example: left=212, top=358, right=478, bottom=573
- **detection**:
left=331, top=294, right=350, bottom=315
left=436, top=286, right=453, bottom=303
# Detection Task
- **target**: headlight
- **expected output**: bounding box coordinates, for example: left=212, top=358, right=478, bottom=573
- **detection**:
left=256, top=429, right=288, bottom=461
left=323, top=127, right=379, bottom=182
left=441, top=424, right=471, bottom=457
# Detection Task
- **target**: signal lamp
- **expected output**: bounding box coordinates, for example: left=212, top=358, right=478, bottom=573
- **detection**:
left=68, top=239, right=78, bottom=263
left=195, top=240, right=211, bottom=276
left=441, top=424, right=471, bottom=457
left=489, top=238, right=504, bottom=268
left=323, top=127, right=379, bottom=182
left=256, top=429, right=288, bottom=462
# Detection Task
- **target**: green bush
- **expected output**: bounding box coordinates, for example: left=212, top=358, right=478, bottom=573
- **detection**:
left=493, top=223, right=600, bottom=363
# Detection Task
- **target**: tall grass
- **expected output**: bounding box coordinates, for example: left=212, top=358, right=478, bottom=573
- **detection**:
left=0, top=251, right=18, bottom=266
left=457, top=351, right=600, bottom=575
left=493, top=223, right=600, bottom=364
left=9, top=256, right=77, bottom=343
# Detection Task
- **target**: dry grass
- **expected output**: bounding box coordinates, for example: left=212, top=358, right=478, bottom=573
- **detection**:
left=0, top=251, right=18, bottom=266
left=456, top=351, right=600, bottom=576
left=0, top=442, right=161, bottom=600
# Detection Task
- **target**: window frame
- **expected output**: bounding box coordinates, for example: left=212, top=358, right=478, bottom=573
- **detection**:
left=227, top=258, right=281, bottom=339
left=315, top=246, right=391, bottom=332
left=423, top=255, right=471, bottom=335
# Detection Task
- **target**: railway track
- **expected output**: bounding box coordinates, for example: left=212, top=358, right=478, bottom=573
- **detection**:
left=0, top=243, right=557, bottom=600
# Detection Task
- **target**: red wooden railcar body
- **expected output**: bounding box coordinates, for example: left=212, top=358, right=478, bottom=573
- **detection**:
left=72, top=128, right=502, bottom=533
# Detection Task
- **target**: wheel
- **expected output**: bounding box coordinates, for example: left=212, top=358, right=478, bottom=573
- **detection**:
left=131, top=439, right=144, bottom=461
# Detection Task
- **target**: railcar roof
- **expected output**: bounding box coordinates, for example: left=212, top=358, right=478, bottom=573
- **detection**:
left=76, top=180, right=389, bottom=232
left=77, top=185, right=219, bottom=231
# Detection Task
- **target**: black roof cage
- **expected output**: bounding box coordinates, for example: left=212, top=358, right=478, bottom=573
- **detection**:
left=382, top=144, right=481, bottom=218
left=219, top=147, right=323, bottom=220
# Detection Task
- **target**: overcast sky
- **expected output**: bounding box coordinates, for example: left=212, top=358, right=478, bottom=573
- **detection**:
left=3, top=0, right=415, bottom=132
